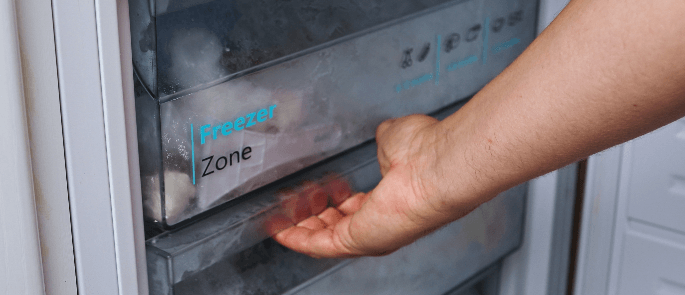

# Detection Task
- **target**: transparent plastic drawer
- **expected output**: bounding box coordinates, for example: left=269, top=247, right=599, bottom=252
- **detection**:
left=130, top=0, right=462, bottom=98
left=130, top=0, right=537, bottom=226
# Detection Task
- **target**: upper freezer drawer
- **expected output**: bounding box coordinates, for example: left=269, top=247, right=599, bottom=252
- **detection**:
left=131, top=0, right=538, bottom=226
left=130, top=0, right=475, bottom=99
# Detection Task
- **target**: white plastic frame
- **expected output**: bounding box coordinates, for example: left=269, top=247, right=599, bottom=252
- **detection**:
left=0, top=0, right=45, bottom=293
left=52, top=0, right=146, bottom=293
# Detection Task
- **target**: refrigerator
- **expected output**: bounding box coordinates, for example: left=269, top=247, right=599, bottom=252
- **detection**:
left=1, top=0, right=597, bottom=294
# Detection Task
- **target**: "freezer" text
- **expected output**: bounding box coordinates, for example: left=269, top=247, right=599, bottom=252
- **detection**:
left=200, top=104, right=277, bottom=145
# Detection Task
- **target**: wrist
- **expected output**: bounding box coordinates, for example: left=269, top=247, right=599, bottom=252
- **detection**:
left=411, top=113, right=500, bottom=221
left=406, top=121, right=472, bottom=221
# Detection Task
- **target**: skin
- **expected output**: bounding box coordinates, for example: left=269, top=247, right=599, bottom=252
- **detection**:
left=273, top=0, right=685, bottom=258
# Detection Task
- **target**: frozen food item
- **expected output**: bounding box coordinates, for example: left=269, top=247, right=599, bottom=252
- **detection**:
left=143, top=171, right=196, bottom=222
left=142, top=174, right=163, bottom=222
left=167, top=28, right=225, bottom=89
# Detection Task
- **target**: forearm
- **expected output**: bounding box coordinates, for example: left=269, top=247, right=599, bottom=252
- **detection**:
left=427, top=0, right=685, bottom=208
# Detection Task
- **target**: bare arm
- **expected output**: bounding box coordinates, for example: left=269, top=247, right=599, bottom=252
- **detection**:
left=274, top=0, right=685, bottom=258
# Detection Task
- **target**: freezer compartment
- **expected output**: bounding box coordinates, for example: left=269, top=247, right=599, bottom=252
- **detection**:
left=133, top=0, right=538, bottom=226
left=145, top=136, right=527, bottom=295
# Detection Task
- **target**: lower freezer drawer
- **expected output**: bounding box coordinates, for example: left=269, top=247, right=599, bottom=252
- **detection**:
left=147, top=184, right=525, bottom=295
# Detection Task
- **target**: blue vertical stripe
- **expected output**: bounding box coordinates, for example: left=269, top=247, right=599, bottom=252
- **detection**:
left=191, top=123, right=196, bottom=185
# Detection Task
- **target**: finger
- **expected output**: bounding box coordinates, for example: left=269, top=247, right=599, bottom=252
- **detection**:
left=273, top=218, right=359, bottom=259
left=299, top=181, right=328, bottom=215
left=317, top=207, right=344, bottom=227
left=337, top=192, right=370, bottom=215
left=280, top=190, right=312, bottom=224
left=273, top=226, right=320, bottom=257
left=323, top=177, right=354, bottom=205
left=296, top=215, right=327, bottom=230
left=265, top=213, right=295, bottom=236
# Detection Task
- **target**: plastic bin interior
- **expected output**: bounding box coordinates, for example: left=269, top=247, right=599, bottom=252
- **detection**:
left=130, top=0, right=537, bottom=227
left=145, top=101, right=528, bottom=294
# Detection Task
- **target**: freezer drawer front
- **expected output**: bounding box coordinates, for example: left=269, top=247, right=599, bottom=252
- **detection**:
left=146, top=159, right=526, bottom=295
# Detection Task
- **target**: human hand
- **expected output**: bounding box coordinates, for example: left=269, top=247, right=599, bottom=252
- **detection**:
left=273, top=115, right=474, bottom=258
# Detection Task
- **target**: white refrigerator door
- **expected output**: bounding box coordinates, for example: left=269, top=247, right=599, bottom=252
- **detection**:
left=575, top=119, right=685, bottom=295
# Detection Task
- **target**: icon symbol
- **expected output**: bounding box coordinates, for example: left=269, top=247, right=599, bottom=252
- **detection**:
left=401, top=48, right=413, bottom=69
left=418, top=42, right=431, bottom=62
left=466, top=24, right=482, bottom=42
left=508, top=10, right=523, bottom=26
left=444, top=33, right=461, bottom=53
left=492, top=17, right=505, bottom=32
